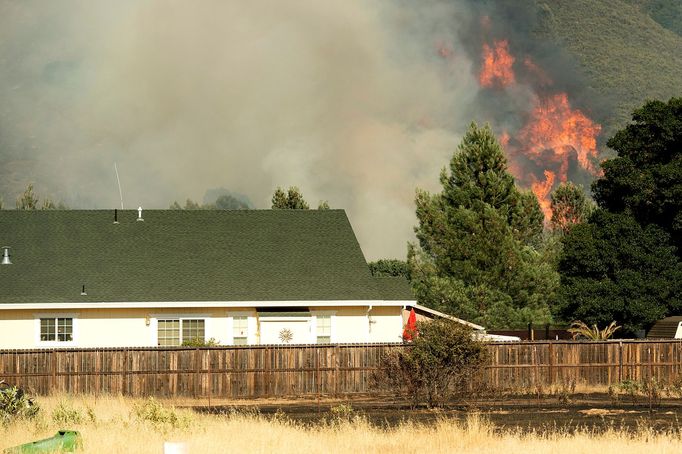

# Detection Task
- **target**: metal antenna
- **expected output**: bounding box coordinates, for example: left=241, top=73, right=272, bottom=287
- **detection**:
left=114, top=162, right=124, bottom=209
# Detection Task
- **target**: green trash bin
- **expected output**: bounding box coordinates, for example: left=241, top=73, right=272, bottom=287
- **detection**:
left=3, top=430, right=83, bottom=453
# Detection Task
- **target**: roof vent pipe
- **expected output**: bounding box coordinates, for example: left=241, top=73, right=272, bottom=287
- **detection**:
left=81, top=285, right=87, bottom=296
left=113, top=208, right=119, bottom=224
left=137, top=206, right=144, bottom=222
left=1, top=246, right=11, bottom=265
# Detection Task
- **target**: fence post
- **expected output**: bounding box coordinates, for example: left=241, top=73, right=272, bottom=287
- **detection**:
left=194, top=348, right=200, bottom=398
left=94, top=350, right=100, bottom=397
left=207, top=349, right=212, bottom=407
left=648, top=346, right=653, bottom=380
left=334, top=345, right=340, bottom=397
left=548, top=342, right=554, bottom=387
left=122, top=348, right=128, bottom=396
left=50, top=350, right=57, bottom=394
left=618, top=341, right=623, bottom=383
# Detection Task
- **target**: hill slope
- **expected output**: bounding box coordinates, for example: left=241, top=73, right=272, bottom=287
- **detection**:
left=537, top=0, right=682, bottom=137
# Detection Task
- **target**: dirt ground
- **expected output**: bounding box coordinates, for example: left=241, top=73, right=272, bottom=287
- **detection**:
left=188, top=394, right=682, bottom=433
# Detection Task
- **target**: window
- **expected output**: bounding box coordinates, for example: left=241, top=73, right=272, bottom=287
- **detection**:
left=182, top=319, right=205, bottom=344
left=40, top=318, right=73, bottom=342
left=316, top=315, right=331, bottom=344
left=157, top=319, right=205, bottom=346
left=233, top=316, right=248, bottom=345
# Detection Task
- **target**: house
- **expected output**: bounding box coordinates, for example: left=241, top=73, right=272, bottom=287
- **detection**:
left=647, top=316, right=682, bottom=339
left=0, top=209, right=481, bottom=349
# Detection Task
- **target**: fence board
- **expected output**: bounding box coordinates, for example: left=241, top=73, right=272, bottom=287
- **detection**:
left=1, top=341, right=681, bottom=398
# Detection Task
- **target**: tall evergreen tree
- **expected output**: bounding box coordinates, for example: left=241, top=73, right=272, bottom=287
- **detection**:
left=409, top=123, right=557, bottom=328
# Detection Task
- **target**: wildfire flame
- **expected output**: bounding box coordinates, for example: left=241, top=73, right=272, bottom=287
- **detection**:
left=519, top=93, right=601, bottom=175
left=479, top=40, right=515, bottom=88
left=531, top=170, right=555, bottom=220
left=478, top=36, right=601, bottom=221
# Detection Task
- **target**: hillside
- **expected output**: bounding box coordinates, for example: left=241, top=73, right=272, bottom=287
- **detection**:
left=536, top=0, right=682, bottom=138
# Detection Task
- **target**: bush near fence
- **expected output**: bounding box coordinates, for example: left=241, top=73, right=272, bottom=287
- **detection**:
left=0, top=340, right=681, bottom=399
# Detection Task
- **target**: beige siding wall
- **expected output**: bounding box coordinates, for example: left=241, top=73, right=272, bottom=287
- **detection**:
left=0, top=305, right=405, bottom=349
left=368, top=306, right=404, bottom=343
left=0, top=310, right=34, bottom=348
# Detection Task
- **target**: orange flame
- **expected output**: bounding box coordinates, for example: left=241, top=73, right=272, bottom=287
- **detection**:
left=479, top=40, right=515, bottom=88
left=477, top=31, right=602, bottom=221
left=499, top=130, right=510, bottom=148
left=519, top=93, right=601, bottom=175
left=531, top=170, right=555, bottom=220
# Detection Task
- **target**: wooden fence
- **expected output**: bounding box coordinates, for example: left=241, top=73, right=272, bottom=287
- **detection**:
left=1, top=340, right=681, bottom=398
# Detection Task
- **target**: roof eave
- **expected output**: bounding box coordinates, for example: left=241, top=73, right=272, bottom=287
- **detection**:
left=0, top=300, right=408, bottom=310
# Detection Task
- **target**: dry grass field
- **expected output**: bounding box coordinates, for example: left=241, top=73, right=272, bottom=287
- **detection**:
left=1, top=395, right=682, bottom=453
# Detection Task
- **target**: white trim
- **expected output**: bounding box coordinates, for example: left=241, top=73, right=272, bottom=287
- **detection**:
left=0, top=299, right=413, bottom=311
left=34, top=313, right=79, bottom=347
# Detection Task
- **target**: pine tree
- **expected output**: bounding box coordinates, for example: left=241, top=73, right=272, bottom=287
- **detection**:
left=16, top=184, right=39, bottom=210
left=550, top=182, right=594, bottom=234
left=271, top=187, right=310, bottom=210
left=409, top=123, right=556, bottom=328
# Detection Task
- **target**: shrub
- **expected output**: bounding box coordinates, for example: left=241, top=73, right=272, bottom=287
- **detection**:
left=373, top=319, right=488, bottom=408
left=328, top=404, right=354, bottom=422
left=181, top=337, right=220, bottom=347
left=51, top=400, right=84, bottom=426
left=132, top=398, right=192, bottom=432
left=0, top=381, right=39, bottom=425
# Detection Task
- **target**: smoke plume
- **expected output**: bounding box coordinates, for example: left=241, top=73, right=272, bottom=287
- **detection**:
left=0, top=1, right=606, bottom=259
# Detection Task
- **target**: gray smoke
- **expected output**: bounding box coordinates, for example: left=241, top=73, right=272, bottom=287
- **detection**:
left=0, top=1, right=600, bottom=259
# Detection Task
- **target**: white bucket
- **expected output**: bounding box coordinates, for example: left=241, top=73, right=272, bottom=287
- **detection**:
left=163, top=441, right=189, bottom=454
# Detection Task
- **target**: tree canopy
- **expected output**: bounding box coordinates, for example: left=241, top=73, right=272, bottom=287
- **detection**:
left=368, top=259, right=410, bottom=279
left=409, top=123, right=557, bottom=328
left=271, top=187, right=330, bottom=210
left=550, top=182, right=595, bottom=234
left=170, top=194, right=250, bottom=210
left=271, top=187, right=310, bottom=210
left=557, top=210, right=682, bottom=335
left=14, top=184, right=61, bottom=210
left=557, top=98, right=682, bottom=335
left=593, top=97, right=682, bottom=253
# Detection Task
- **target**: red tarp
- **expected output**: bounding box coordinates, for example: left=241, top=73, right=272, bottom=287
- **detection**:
left=403, top=308, right=418, bottom=341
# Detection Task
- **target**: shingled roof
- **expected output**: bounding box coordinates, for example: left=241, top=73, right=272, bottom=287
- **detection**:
left=0, top=209, right=383, bottom=304
left=373, top=277, right=414, bottom=301
left=647, top=316, right=682, bottom=339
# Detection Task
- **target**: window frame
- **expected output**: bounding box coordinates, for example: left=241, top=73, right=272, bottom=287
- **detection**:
left=228, top=311, right=254, bottom=346
left=152, top=315, right=210, bottom=347
left=232, top=315, right=249, bottom=345
left=34, top=313, right=78, bottom=347
left=312, top=311, right=336, bottom=344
